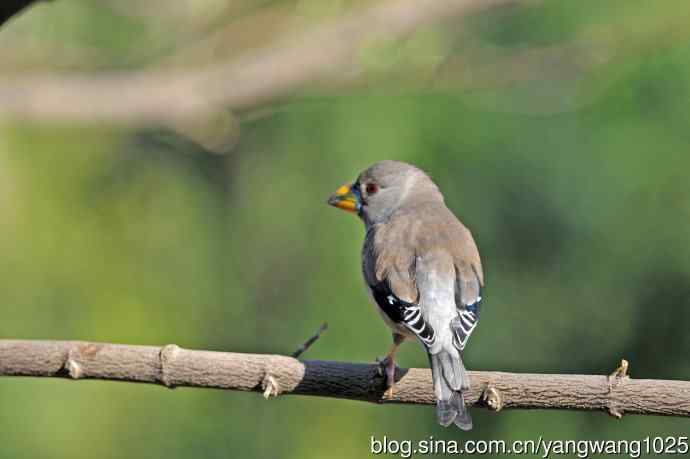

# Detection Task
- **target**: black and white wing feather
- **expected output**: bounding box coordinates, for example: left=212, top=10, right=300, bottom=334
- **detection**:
left=370, top=281, right=436, bottom=347
left=450, top=297, right=481, bottom=351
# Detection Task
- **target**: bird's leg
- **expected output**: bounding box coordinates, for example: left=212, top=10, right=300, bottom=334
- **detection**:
left=380, top=333, right=405, bottom=399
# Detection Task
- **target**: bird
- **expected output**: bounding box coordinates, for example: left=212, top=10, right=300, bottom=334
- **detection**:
left=327, top=160, right=484, bottom=430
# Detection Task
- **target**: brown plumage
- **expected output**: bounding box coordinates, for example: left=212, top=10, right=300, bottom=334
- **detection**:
left=363, top=198, right=484, bottom=305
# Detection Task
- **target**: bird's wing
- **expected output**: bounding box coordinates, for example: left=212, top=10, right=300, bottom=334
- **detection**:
left=369, top=281, right=436, bottom=346
left=451, top=225, right=483, bottom=307
left=403, top=204, right=483, bottom=352
left=363, top=221, right=437, bottom=347
left=447, top=215, right=483, bottom=352
left=450, top=296, right=481, bottom=351
left=363, top=204, right=483, bottom=352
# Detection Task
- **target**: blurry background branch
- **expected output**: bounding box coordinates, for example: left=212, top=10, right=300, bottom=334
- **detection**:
left=2, top=0, right=690, bottom=154
left=0, top=0, right=519, bottom=125
left=2, top=340, right=689, bottom=418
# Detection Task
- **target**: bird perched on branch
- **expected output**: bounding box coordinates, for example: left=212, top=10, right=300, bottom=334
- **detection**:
left=327, top=160, right=484, bottom=430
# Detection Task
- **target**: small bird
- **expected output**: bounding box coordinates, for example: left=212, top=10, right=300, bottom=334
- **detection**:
left=327, top=160, right=484, bottom=430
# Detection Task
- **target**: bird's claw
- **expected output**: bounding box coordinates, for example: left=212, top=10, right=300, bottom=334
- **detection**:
left=375, top=356, right=387, bottom=376
left=383, top=385, right=396, bottom=399
left=375, top=356, right=399, bottom=398
left=375, top=356, right=397, bottom=373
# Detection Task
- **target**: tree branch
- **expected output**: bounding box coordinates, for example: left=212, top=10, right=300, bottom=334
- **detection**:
left=1, top=340, right=689, bottom=418
left=0, top=0, right=519, bottom=124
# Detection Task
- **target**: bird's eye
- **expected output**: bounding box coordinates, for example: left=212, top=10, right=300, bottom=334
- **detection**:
left=365, top=183, right=379, bottom=195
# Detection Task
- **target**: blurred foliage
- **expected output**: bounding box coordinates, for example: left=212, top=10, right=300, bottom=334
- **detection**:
left=1, top=0, right=690, bottom=458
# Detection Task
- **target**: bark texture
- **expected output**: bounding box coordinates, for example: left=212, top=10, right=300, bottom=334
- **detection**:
left=1, top=340, right=689, bottom=418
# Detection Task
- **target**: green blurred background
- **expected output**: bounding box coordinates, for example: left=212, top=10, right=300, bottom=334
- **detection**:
left=1, top=0, right=690, bottom=457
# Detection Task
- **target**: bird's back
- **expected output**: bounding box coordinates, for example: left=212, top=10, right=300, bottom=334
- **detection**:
left=362, top=201, right=483, bottom=304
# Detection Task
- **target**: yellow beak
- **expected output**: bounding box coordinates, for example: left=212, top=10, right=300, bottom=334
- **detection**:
left=327, top=183, right=359, bottom=214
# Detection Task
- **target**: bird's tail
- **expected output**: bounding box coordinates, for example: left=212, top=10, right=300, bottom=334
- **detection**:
left=428, top=349, right=472, bottom=430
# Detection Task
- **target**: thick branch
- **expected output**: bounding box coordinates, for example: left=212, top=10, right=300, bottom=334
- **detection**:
left=1, top=340, right=689, bottom=418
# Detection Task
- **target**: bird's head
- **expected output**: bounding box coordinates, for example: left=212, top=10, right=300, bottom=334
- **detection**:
left=327, top=160, right=442, bottom=225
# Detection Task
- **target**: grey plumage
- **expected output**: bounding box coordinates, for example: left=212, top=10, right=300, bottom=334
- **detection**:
left=329, top=160, right=484, bottom=431
left=429, top=352, right=472, bottom=429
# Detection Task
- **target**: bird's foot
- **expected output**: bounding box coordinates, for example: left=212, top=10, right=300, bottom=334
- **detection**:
left=376, top=356, right=398, bottom=399
left=383, top=385, right=396, bottom=399
left=375, top=356, right=384, bottom=376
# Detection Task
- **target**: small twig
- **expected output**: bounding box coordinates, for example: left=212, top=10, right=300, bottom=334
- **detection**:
left=291, top=322, right=328, bottom=359
left=608, top=358, right=630, bottom=392
left=607, top=358, right=630, bottom=419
